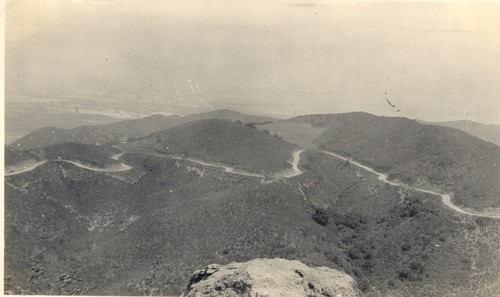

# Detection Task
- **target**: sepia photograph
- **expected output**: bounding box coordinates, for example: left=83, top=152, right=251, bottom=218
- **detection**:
left=3, top=1, right=500, bottom=296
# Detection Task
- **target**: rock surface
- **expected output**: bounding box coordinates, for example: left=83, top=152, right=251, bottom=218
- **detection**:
left=181, top=258, right=363, bottom=297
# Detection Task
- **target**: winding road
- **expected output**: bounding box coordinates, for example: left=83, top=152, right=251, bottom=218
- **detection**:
left=5, top=149, right=304, bottom=180
left=111, top=149, right=304, bottom=179
left=5, top=146, right=498, bottom=219
left=321, top=150, right=500, bottom=219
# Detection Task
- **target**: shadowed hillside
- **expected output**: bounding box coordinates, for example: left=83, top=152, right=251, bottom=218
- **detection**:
left=11, top=110, right=276, bottom=150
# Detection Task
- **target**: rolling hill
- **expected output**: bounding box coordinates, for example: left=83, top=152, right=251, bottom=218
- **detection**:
left=123, top=119, right=298, bottom=174
left=11, top=109, right=276, bottom=150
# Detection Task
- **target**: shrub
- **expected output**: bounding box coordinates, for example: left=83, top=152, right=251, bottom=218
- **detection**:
left=312, top=209, right=329, bottom=226
left=401, top=243, right=411, bottom=252
left=409, top=262, right=424, bottom=274
left=398, top=271, right=409, bottom=281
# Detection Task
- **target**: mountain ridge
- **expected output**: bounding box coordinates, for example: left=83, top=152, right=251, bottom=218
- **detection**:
left=11, top=109, right=276, bottom=150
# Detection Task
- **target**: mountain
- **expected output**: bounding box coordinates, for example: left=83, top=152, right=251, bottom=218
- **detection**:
left=418, top=119, right=500, bottom=147
left=124, top=119, right=298, bottom=174
left=11, top=110, right=276, bottom=150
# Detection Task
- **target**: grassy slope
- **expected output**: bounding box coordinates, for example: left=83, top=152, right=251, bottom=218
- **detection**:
left=289, top=112, right=500, bottom=211
left=124, top=119, right=298, bottom=174
left=5, top=151, right=500, bottom=296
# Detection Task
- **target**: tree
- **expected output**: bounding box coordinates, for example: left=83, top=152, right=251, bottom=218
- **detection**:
left=245, top=122, right=256, bottom=128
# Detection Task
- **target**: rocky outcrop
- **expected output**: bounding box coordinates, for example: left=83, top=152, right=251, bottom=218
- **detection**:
left=181, top=258, right=363, bottom=297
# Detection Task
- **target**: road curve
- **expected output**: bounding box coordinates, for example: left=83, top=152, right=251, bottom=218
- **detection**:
left=5, top=161, right=49, bottom=176
left=114, top=149, right=304, bottom=179
left=321, top=150, right=500, bottom=219
left=5, top=159, right=131, bottom=176
left=53, top=160, right=132, bottom=172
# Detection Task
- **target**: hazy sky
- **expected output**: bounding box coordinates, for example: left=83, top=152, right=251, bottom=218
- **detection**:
left=6, top=0, right=500, bottom=123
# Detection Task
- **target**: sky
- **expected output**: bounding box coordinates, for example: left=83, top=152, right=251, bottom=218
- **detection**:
left=5, top=0, right=500, bottom=124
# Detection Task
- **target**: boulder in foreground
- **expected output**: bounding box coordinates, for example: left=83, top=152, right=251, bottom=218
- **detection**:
left=181, top=258, right=363, bottom=297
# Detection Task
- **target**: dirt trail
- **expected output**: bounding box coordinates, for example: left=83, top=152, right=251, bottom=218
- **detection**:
left=321, top=150, right=500, bottom=219
left=8, top=146, right=496, bottom=219
left=280, top=150, right=304, bottom=178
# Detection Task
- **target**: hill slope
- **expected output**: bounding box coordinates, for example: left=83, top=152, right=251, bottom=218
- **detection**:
left=11, top=110, right=276, bottom=150
left=5, top=146, right=40, bottom=167
left=418, top=119, right=500, bottom=147
left=5, top=143, right=121, bottom=174
left=284, top=112, right=500, bottom=212
left=124, top=119, right=298, bottom=174
left=31, top=143, right=121, bottom=168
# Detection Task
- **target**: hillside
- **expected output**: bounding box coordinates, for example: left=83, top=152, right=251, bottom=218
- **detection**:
left=33, top=143, right=121, bottom=168
left=5, top=148, right=500, bottom=296
left=418, top=119, right=500, bottom=147
left=11, top=110, right=276, bottom=150
left=282, top=112, right=500, bottom=212
left=6, top=143, right=121, bottom=169
left=5, top=146, right=40, bottom=167
left=123, top=119, right=298, bottom=174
